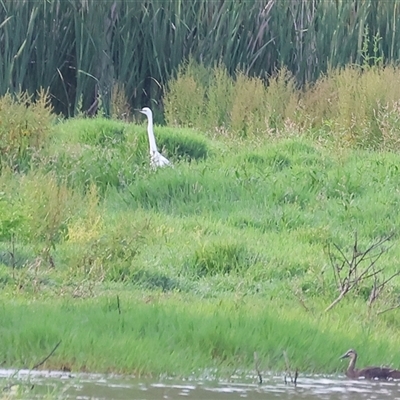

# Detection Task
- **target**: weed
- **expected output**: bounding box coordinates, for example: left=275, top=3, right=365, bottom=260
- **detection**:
left=0, top=90, right=53, bottom=172
left=190, top=241, right=259, bottom=277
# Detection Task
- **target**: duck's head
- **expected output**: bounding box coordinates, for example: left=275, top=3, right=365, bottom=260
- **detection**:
left=340, top=349, right=357, bottom=360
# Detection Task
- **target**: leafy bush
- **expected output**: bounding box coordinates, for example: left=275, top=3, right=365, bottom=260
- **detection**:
left=18, top=172, right=75, bottom=248
left=164, top=62, right=298, bottom=136
left=164, top=61, right=400, bottom=149
left=0, top=194, right=29, bottom=242
left=0, top=90, right=53, bottom=172
left=63, top=210, right=149, bottom=283
left=164, top=59, right=207, bottom=128
left=190, top=241, right=260, bottom=277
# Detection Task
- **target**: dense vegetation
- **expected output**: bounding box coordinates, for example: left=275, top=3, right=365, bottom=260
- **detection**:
left=1, top=0, right=400, bottom=115
left=1, top=61, right=400, bottom=381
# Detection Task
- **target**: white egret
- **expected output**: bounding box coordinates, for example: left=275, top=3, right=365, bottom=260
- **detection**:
left=139, top=107, right=171, bottom=168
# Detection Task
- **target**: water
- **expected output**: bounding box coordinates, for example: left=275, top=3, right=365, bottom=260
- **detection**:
left=1, top=369, right=400, bottom=399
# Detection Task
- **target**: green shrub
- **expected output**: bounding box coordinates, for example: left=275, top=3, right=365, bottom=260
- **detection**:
left=0, top=194, right=29, bottom=242
left=18, top=171, right=79, bottom=249
left=164, top=59, right=208, bottom=128
left=131, top=269, right=180, bottom=291
left=190, top=241, right=259, bottom=277
left=164, top=62, right=298, bottom=136
left=206, top=65, right=234, bottom=129
left=0, top=90, right=53, bottom=172
left=63, top=210, right=148, bottom=283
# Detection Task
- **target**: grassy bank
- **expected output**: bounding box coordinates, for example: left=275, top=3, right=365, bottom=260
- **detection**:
left=2, top=292, right=400, bottom=377
left=2, top=64, right=400, bottom=377
left=1, top=131, right=400, bottom=376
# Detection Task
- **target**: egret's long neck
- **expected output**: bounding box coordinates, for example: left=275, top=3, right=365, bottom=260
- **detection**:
left=146, top=114, right=158, bottom=153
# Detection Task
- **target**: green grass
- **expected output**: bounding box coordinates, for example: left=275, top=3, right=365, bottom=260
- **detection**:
left=2, top=86, right=400, bottom=377
left=2, top=292, right=400, bottom=377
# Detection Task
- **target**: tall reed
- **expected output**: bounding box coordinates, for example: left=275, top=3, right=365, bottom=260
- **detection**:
left=1, top=0, right=400, bottom=115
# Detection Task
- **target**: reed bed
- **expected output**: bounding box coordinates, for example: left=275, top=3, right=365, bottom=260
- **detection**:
left=1, top=0, right=400, bottom=115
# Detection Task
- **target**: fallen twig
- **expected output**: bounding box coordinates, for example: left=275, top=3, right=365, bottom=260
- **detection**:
left=254, top=352, right=262, bottom=384
left=283, top=350, right=297, bottom=386
left=32, top=340, right=62, bottom=370
left=117, top=295, right=121, bottom=315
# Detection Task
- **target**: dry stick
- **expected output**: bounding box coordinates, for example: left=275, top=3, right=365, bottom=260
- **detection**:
left=254, top=352, right=262, bottom=384
left=32, top=340, right=62, bottom=370
left=353, top=234, right=394, bottom=269
left=377, top=304, right=400, bottom=315
left=283, top=351, right=295, bottom=385
left=290, top=288, right=310, bottom=313
left=294, top=369, right=298, bottom=386
left=117, top=295, right=121, bottom=315
left=325, top=233, right=395, bottom=312
left=369, top=270, right=400, bottom=306
left=2, top=341, right=62, bottom=393
left=329, top=248, right=343, bottom=290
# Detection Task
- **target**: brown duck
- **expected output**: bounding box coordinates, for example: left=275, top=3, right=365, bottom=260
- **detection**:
left=340, top=349, right=400, bottom=380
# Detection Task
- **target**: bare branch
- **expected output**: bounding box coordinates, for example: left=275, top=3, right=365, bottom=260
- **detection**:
left=254, top=352, right=262, bottom=384
left=333, top=242, right=352, bottom=268
left=325, top=290, right=347, bottom=312
left=354, top=234, right=394, bottom=268
left=381, top=270, right=400, bottom=286
left=326, top=232, right=397, bottom=312
left=32, top=340, right=62, bottom=370
left=377, top=304, right=400, bottom=315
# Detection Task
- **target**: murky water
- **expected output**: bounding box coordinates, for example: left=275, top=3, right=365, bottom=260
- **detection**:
left=1, top=369, right=400, bottom=399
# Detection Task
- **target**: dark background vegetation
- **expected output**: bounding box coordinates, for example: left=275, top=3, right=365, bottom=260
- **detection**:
left=1, top=0, right=399, bottom=117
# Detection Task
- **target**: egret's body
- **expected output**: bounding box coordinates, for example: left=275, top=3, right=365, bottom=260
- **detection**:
left=340, top=349, right=400, bottom=380
left=139, top=107, right=171, bottom=168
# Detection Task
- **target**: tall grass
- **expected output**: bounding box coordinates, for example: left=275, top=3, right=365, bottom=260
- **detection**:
left=2, top=294, right=400, bottom=375
left=1, top=0, right=400, bottom=115
left=165, top=61, right=400, bottom=149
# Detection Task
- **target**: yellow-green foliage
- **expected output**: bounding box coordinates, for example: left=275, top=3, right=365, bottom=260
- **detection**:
left=301, top=65, right=400, bottom=148
left=164, top=60, right=207, bottom=127
left=18, top=171, right=78, bottom=248
left=110, top=81, right=131, bottom=121
left=376, top=101, right=400, bottom=150
left=67, top=184, right=102, bottom=244
left=265, top=67, right=298, bottom=130
left=206, top=65, right=234, bottom=131
left=164, top=62, right=298, bottom=136
left=0, top=90, right=53, bottom=170
left=164, top=61, right=400, bottom=149
left=63, top=210, right=150, bottom=283
left=230, top=72, right=267, bottom=136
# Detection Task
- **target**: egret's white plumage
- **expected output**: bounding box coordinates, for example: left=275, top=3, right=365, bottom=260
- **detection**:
left=139, top=107, right=171, bottom=168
